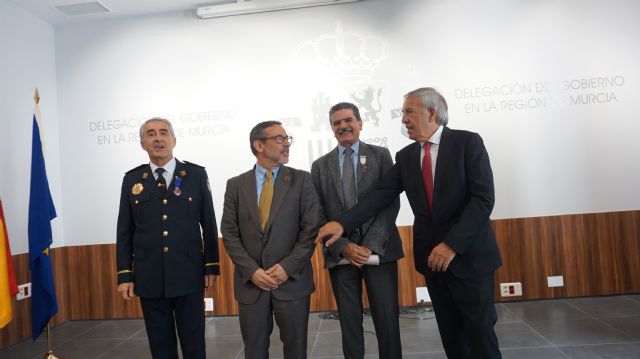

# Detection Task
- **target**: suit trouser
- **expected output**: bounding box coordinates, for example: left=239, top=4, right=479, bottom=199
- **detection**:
left=238, top=291, right=310, bottom=359
left=140, top=290, right=206, bottom=359
left=426, top=271, right=501, bottom=359
left=329, top=261, right=402, bottom=359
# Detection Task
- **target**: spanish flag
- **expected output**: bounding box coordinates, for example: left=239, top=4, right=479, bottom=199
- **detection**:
left=0, top=198, right=18, bottom=328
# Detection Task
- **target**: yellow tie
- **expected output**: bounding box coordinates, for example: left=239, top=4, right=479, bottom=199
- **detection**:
left=258, top=170, right=274, bottom=230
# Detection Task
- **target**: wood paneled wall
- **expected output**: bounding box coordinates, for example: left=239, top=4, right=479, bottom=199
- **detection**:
left=2, top=210, right=639, bottom=348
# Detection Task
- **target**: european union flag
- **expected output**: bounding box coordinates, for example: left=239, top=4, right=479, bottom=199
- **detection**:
left=28, top=111, right=58, bottom=342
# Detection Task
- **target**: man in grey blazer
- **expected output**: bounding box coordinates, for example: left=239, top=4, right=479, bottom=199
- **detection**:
left=221, top=121, right=321, bottom=359
left=311, top=103, right=403, bottom=359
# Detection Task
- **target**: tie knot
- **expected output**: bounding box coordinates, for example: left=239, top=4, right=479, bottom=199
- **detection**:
left=344, top=147, right=354, bottom=157
left=265, top=170, right=273, bottom=180
left=155, top=168, right=166, bottom=176
left=424, top=142, right=431, bottom=151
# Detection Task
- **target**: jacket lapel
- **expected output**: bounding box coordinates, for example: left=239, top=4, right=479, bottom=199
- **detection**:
left=433, top=126, right=452, bottom=212
left=240, top=169, right=260, bottom=229
left=356, top=142, right=369, bottom=188
left=142, top=164, right=164, bottom=199
left=409, top=141, right=430, bottom=215
left=327, top=147, right=345, bottom=207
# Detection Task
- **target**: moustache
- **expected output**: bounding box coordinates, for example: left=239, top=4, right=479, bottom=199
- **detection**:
left=337, top=128, right=353, bottom=135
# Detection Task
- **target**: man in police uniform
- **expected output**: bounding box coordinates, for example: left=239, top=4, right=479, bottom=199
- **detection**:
left=116, top=117, right=219, bottom=359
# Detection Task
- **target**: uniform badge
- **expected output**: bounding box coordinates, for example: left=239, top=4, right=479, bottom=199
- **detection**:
left=173, top=176, right=182, bottom=196
left=359, top=155, right=367, bottom=173
left=142, top=172, right=149, bottom=179
left=180, top=170, right=187, bottom=176
left=131, top=183, right=144, bottom=195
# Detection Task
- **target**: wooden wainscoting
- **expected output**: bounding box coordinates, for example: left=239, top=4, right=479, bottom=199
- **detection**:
left=2, top=210, right=639, bottom=348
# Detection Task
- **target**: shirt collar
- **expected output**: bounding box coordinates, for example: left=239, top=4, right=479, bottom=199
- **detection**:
left=338, top=140, right=360, bottom=157
left=425, top=125, right=443, bottom=145
left=255, top=163, right=281, bottom=180
left=149, top=157, right=176, bottom=177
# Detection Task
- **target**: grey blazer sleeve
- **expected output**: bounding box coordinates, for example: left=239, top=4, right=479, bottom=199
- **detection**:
left=278, top=172, right=321, bottom=279
left=359, top=147, right=400, bottom=256
left=220, top=177, right=260, bottom=282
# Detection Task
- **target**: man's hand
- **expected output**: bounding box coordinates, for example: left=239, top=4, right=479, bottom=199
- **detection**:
left=341, top=243, right=372, bottom=268
left=251, top=268, right=279, bottom=291
left=204, top=274, right=217, bottom=288
left=316, top=221, right=344, bottom=246
left=266, top=263, right=289, bottom=285
left=117, top=282, right=136, bottom=300
left=428, top=243, right=456, bottom=272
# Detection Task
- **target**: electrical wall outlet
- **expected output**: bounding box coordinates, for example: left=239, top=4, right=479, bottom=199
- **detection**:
left=499, top=282, right=522, bottom=297
left=547, top=275, right=564, bottom=287
left=416, top=286, right=431, bottom=303
left=204, top=298, right=214, bottom=311
left=17, top=283, right=32, bottom=300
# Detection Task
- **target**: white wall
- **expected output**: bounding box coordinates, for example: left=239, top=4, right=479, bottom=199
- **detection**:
left=0, top=0, right=64, bottom=254
left=5, top=0, right=640, bottom=250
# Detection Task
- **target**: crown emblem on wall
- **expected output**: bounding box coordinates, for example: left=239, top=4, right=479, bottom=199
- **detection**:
left=294, top=23, right=389, bottom=84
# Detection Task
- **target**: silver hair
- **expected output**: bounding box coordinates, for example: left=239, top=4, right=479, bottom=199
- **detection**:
left=139, top=117, right=176, bottom=139
left=404, top=87, right=449, bottom=126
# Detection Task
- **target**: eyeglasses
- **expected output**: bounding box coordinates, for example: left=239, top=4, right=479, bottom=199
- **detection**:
left=259, top=135, right=293, bottom=144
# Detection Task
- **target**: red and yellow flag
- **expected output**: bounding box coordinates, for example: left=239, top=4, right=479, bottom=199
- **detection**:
left=0, top=198, right=19, bottom=328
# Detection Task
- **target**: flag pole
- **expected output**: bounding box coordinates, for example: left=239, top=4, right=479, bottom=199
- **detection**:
left=43, top=323, right=58, bottom=359
left=33, top=89, right=59, bottom=359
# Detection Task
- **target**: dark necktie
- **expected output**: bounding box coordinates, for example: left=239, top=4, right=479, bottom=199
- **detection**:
left=155, top=168, right=167, bottom=193
left=342, top=148, right=357, bottom=209
left=258, top=170, right=274, bottom=230
left=422, top=142, right=433, bottom=212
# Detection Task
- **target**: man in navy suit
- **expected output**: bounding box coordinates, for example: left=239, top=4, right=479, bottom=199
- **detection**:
left=116, top=117, right=219, bottom=359
left=317, top=88, right=502, bottom=358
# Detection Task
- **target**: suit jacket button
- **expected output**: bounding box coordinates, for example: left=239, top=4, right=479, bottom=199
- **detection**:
left=162, top=215, right=168, bottom=221
left=162, top=199, right=168, bottom=205
left=162, top=231, right=168, bottom=237
left=188, top=197, right=193, bottom=202
left=163, top=247, right=169, bottom=253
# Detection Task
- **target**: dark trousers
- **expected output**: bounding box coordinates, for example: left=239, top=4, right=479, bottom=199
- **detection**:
left=238, top=292, right=310, bottom=359
left=426, top=271, right=501, bottom=359
left=329, top=261, right=402, bottom=359
left=140, top=291, right=206, bottom=359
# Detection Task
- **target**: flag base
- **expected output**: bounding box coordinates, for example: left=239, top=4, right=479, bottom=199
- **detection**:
left=43, top=351, right=59, bottom=359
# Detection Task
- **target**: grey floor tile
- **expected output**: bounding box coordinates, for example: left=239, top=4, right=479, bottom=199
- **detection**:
left=78, top=319, right=146, bottom=339
left=398, top=326, right=444, bottom=354
left=601, top=316, right=640, bottom=340
left=558, top=342, right=640, bottom=358
left=495, top=322, right=552, bottom=348
left=496, top=303, right=524, bottom=324
left=500, top=347, right=568, bottom=359
left=565, top=296, right=640, bottom=318
left=205, top=316, right=243, bottom=337
left=626, top=295, right=640, bottom=303
left=35, top=320, right=105, bottom=345
left=53, top=338, right=125, bottom=359
left=502, top=299, right=591, bottom=322
left=98, top=338, right=152, bottom=359
left=528, top=318, right=635, bottom=346
left=0, top=340, right=48, bottom=359
left=317, top=317, right=342, bottom=333
left=204, top=335, right=244, bottom=359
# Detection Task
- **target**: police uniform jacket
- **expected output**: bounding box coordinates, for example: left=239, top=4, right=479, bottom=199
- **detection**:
left=116, top=159, right=219, bottom=298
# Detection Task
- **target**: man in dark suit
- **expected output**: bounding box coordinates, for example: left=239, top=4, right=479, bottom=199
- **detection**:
left=311, top=102, right=403, bottom=359
left=116, top=117, right=219, bottom=359
left=317, top=88, right=502, bottom=358
left=221, top=121, right=320, bottom=359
